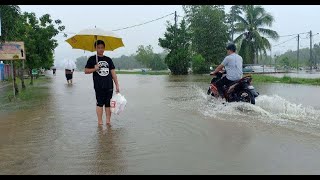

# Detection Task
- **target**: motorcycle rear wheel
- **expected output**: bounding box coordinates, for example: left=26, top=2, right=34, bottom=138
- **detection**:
left=238, top=90, right=255, bottom=104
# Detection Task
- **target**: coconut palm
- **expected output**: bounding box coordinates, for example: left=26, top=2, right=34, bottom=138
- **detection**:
left=234, top=5, right=279, bottom=64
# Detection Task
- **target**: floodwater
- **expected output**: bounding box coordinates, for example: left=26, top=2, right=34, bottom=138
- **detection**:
left=1, top=70, right=320, bottom=175
left=266, top=71, right=320, bottom=79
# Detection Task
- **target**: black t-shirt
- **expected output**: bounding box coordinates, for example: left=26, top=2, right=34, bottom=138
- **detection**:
left=85, top=55, right=115, bottom=90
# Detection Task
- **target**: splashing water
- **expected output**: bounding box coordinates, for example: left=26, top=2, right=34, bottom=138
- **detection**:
left=177, top=85, right=320, bottom=136
left=256, top=95, right=320, bottom=121
left=255, top=95, right=320, bottom=133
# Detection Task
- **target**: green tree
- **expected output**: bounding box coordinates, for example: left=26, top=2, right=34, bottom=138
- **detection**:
left=18, top=12, right=65, bottom=85
left=313, top=43, right=320, bottom=67
left=159, top=19, right=191, bottom=75
left=226, top=5, right=242, bottom=42
left=278, top=48, right=310, bottom=67
left=149, top=54, right=167, bottom=70
left=191, top=54, right=208, bottom=74
left=135, top=45, right=154, bottom=68
left=0, top=5, right=21, bottom=42
left=279, top=56, right=290, bottom=67
left=135, top=45, right=167, bottom=70
left=113, top=54, right=143, bottom=70
left=183, top=5, right=229, bottom=65
left=0, top=5, right=22, bottom=94
left=234, top=5, right=279, bottom=64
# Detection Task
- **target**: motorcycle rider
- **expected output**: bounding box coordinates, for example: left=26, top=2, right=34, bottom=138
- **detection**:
left=208, top=43, right=243, bottom=97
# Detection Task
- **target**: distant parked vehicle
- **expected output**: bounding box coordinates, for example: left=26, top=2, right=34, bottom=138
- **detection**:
left=243, top=66, right=254, bottom=72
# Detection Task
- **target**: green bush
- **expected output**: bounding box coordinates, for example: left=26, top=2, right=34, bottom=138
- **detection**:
left=192, top=54, right=209, bottom=74
left=165, top=49, right=190, bottom=75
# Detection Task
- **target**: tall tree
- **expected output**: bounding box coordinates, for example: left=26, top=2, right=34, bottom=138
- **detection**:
left=234, top=5, right=279, bottom=64
left=149, top=53, right=167, bottom=70
left=112, top=54, right=143, bottom=70
left=0, top=5, right=21, bottom=42
left=0, top=5, right=22, bottom=94
left=183, top=5, right=229, bottom=66
left=18, top=12, right=65, bottom=85
left=135, top=45, right=154, bottom=68
left=226, top=5, right=242, bottom=42
left=135, top=45, right=167, bottom=70
left=159, top=19, right=191, bottom=75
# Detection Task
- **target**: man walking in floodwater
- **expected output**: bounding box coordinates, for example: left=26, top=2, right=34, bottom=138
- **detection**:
left=65, top=68, right=74, bottom=84
left=64, top=59, right=76, bottom=84
left=85, top=40, right=120, bottom=126
left=52, top=66, right=56, bottom=75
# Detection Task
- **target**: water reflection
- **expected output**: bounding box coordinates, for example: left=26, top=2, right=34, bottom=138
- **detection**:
left=90, top=125, right=126, bottom=174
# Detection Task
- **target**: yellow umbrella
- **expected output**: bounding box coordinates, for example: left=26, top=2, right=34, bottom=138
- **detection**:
left=65, top=28, right=124, bottom=62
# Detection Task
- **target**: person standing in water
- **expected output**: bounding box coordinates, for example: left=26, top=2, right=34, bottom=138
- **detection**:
left=84, top=40, right=120, bottom=126
left=65, top=68, right=74, bottom=84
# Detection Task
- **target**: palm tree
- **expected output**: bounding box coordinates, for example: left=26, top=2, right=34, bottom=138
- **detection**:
left=234, top=5, right=279, bottom=64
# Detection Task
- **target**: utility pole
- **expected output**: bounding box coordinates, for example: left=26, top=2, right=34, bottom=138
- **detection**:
left=270, top=49, right=272, bottom=68
left=310, top=30, right=312, bottom=70
left=174, top=11, right=177, bottom=50
left=11, top=60, right=15, bottom=98
left=297, top=34, right=300, bottom=72
left=174, top=11, right=177, bottom=29
left=231, top=17, right=234, bottom=42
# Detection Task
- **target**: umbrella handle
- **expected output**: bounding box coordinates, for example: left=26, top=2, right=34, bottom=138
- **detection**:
left=95, top=35, right=99, bottom=64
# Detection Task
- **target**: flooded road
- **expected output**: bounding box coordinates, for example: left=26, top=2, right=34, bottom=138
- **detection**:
left=267, top=71, right=320, bottom=79
left=1, top=70, right=320, bottom=174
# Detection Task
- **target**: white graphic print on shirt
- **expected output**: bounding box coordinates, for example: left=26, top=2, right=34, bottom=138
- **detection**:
left=97, top=61, right=109, bottom=76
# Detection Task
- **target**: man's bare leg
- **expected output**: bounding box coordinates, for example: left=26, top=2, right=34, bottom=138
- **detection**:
left=96, top=106, right=103, bottom=125
left=105, top=107, right=111, bottom=125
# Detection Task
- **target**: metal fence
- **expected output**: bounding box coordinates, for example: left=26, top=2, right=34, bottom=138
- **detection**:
left=242, top=63, right=309, bottom=74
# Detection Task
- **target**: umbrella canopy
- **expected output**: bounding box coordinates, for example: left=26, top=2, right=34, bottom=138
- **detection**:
left=65, top=28, right=124, bottom=52
left=64, top=59, right=76, bottom=70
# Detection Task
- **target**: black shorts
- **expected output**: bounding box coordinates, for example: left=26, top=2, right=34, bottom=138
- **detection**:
left=95, top=88, right=113, bottom=107
left=66, top=74, right=73, bottom=80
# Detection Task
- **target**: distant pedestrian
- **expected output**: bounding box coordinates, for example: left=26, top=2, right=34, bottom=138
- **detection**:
left=64, top=59, right=76, bottom=84
left=65, top=68, right=74, bottom=84
left=52, top=66, right=56, bottom=75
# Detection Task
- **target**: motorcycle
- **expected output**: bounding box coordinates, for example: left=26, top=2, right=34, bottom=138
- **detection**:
left=207, top=71, right=259, bottom=104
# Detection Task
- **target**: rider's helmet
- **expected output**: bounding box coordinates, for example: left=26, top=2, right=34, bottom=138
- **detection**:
left=226, top=43, right=236, bottom=52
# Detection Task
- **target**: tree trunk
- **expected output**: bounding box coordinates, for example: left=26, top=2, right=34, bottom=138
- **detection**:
left=231, top=20, right=234, bottom=42
left=254, top=51, right=258, bottom=64
left=30, top=69, right=34, bottom=85
left=13, top=62, right=19, bottom=95
left=19, top=66, right=26, bottom=90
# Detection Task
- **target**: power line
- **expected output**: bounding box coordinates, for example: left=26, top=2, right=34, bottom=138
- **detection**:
left=265, top=31, right=309, bottom=39
left=272, top=36, right=297, bottom=47
left=112, top=12, right=174, bottom=31
left=59, top=31, right=76, bottom=35
left=58, top=12, right=175, bottom=36
left=301, top=36, right=309, bottom=39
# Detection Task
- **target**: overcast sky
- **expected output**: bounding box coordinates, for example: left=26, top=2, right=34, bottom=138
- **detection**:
left=19, top=5, right=320, bottom=66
